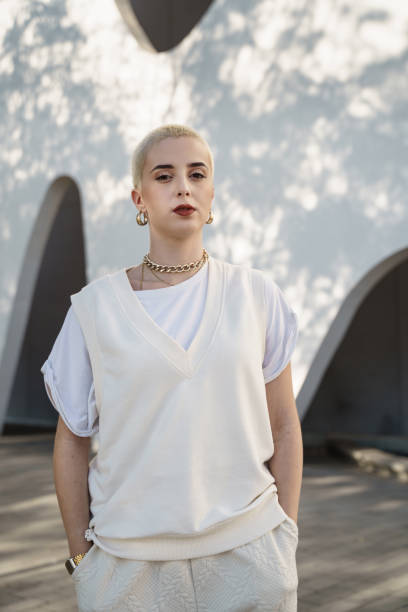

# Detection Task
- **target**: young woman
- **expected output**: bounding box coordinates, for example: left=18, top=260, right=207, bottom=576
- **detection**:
left=41, top=124, right=302, bottom=611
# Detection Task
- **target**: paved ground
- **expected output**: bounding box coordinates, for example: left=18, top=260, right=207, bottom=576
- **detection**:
left=0, top=434, right=407, bottom=611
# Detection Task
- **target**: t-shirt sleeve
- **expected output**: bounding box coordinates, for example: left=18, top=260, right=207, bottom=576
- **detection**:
left=40, top=305, right=99, bottom=436
left=262, top=275, right=299, bottom=383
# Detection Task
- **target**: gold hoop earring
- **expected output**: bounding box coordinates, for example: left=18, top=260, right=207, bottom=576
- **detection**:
left=136, top=210, right=148, bottom=226
left=206, top=210, right=214, bottom=224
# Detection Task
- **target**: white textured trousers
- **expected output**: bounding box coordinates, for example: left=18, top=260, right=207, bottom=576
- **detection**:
left=72, top=517, right=299, bottom=612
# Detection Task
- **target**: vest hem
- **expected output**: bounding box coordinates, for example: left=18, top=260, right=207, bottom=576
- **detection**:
left=88, top=491, right=288, bottom=561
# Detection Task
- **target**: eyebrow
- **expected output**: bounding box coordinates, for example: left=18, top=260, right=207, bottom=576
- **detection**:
left=150, top=162, right=208, bottom=173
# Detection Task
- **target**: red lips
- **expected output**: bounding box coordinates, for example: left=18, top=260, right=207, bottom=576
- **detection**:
left=173, top=204, right=195, bottom=211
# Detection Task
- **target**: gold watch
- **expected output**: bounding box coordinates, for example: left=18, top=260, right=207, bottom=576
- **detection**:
left=65, top=552, right=87, bottom=575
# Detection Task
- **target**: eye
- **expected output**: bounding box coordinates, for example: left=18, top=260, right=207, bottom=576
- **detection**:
left=155, top=172, right=206, bottom=181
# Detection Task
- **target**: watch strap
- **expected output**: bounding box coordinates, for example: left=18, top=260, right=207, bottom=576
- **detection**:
left=65, top=552, right=86, bottom=575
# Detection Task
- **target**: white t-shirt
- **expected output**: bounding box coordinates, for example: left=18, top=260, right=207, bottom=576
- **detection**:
left=41, top=259, right=298, bottom=437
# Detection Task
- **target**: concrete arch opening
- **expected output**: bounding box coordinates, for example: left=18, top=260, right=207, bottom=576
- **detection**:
left=115, top=0, right=214, bottom=52
left=0, top=176, right=86, bottom=435
left=301, top=249, right=408, bottom=454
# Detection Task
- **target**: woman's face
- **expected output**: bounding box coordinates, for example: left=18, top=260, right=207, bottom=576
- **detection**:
left=131, top=136, right=214, bottom=238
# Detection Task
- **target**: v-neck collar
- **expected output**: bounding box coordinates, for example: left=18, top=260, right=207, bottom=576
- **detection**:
left=108, top=255, right=225, bottom=378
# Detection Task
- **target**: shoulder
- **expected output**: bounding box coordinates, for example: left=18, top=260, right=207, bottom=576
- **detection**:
left=214, top=257, right=264, bottom=284
left=214, top=258, right=270, bottom=306
left=219, top=257, right=276, bottom=283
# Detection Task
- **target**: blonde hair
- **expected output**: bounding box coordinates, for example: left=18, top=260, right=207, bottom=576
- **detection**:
left=131, top=124, right=214, bottom=191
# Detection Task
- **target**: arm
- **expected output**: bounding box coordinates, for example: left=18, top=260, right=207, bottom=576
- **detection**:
left=265, top=362, right=303, bottom=524
left=53, top=411, right=93, bottom=557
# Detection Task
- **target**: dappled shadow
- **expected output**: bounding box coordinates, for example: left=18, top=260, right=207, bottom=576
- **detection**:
left=169, top=0, right=408, bottom=406
left=0, top=1, right=134, bottom=285
left=1, top=7, right=407, bottom=609
left=1, top=0, right=407, bottom=406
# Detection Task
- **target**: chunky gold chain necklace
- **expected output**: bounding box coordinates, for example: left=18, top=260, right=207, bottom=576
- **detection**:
left=143, top=248, right=208, bottom=273
left=142, top=263, right=174, bottom=286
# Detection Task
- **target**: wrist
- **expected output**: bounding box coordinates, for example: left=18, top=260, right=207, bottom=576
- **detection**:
left=70, top=542, right=93, bottom=557
left=66, top=544, right=93, bottom=575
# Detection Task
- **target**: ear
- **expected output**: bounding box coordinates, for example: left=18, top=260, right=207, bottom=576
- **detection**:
left=131, top=189, right=142, bottom=208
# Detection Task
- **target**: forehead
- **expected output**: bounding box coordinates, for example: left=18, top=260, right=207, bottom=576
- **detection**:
left=145, top=136, right=210, bottom=167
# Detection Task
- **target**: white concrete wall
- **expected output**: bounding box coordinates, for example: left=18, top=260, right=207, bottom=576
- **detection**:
left=1, top=0, right=407, bottom=409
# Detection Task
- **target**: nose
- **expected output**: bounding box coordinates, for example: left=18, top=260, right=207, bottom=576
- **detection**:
left=176, top=175, right=190, bottom=196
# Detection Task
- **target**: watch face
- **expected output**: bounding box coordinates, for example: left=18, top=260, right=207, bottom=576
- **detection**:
left=65, top=558, right=76, bottom=575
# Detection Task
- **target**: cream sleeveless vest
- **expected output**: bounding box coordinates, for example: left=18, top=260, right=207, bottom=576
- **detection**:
left=70, top=255, right=288, bottom=560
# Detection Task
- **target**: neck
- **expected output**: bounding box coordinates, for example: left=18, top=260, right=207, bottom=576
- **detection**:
left=146, top=241, right=205, bottom=267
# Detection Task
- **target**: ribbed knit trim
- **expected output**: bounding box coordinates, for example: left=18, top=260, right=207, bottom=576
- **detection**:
left=70, top=291, right=104, bottom=410
left=87, top=489, right=288, bottom=561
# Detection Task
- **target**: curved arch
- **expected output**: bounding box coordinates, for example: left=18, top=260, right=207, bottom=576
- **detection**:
left=0, top=176, right=86, bottom=434
left=297, top=246, right=408, bottom=424
left=114, top=0, right=215, bottom=53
